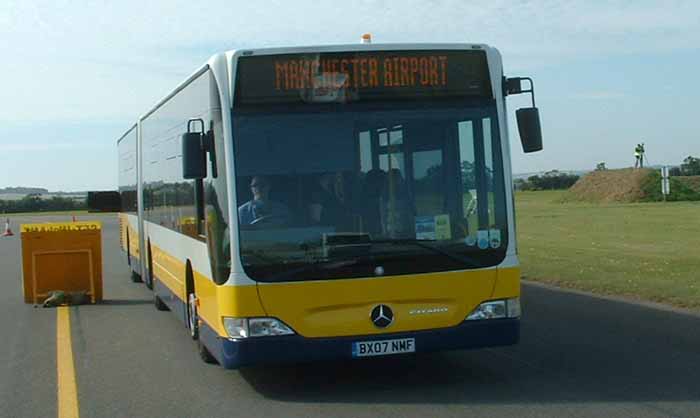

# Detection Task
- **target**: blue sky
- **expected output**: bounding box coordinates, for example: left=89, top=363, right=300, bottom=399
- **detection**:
left=1, top=1, right=698, bottom=191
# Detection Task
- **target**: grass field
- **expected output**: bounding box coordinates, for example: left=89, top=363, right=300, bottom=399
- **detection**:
left=516, top=190, right=700, bottom=310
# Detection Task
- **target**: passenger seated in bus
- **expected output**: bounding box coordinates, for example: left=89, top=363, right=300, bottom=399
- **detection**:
left=381, top=168, right=413, bottom=238
left=308, top=172, right=349, bottom=229
left=359, top=168, right=386, bottom=236
left=238, top=176, right=291, bottom=226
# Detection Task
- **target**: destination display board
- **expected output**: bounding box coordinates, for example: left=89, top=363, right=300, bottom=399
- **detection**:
left=235, top=50, right=492, bottom=106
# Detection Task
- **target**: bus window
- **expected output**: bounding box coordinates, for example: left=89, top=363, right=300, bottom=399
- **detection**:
left=458, top=120, right=478, bottom=236
left=358, top=131, right=372, bottom=173
left=412, top=149, right=443, bottom=216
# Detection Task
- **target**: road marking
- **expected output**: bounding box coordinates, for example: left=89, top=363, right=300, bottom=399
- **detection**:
left=57, top=306, right=80, bottom=418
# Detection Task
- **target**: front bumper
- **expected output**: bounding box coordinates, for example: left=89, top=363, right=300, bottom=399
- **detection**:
left=200, top=318, right=520, bottom=369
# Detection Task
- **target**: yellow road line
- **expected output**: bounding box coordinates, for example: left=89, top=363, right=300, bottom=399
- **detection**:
left=57, top=307, right=80, bottom=418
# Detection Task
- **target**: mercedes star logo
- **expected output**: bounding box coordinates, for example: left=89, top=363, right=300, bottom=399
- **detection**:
left=370, top=304, right=394, bottom=328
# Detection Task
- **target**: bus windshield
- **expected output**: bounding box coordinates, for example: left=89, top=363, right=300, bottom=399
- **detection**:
left=233, top=51, right=508, bottom=282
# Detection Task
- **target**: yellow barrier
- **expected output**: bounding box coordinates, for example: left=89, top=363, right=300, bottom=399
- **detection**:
left=21, top=222, right=103, bottom=304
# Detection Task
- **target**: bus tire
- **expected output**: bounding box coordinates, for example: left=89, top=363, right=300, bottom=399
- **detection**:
left=154, top=291, right=169, bottom=311
left=187, top=292, right=199, bottom=340
left=185, top=265, right=198, bottom=340
left=198, top=339, right=217, bottom=364
left=126, top=231, right=131, bottom=266
left=146, top=243, right=154, bottom=290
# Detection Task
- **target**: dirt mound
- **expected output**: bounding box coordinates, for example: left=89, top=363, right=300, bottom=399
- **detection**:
left=564, top=168, right=655, bottom=203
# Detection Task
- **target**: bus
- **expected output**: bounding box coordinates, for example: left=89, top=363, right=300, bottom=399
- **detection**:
left=117, top=124, right=144, bottom=285
left=117, top=41, right=543, bottom=368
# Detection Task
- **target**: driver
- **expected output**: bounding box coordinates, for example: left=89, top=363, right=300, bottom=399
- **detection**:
left=238, top=176, right=291, bottom=225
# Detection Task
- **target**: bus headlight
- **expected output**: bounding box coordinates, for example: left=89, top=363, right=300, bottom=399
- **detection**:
left=223, top=317, right=295, bottom=339
left=465, top=298, right=521, bottom=321
left=249, top=318, right=295, bottom=337
left=223, top=318, right=248, bottom=339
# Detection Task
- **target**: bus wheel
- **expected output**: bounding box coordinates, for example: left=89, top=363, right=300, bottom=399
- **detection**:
left=126, top=231, right=131, bottom=266
left=154, top=291, right=169, bottom=311
left=146, top=244, right=154, bottom=290
left=198, top=339, right=217, bottom=364
left=187, top=292, right=199, bottom=340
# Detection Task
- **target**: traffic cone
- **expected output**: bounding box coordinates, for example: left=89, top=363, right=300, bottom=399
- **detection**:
left=2, top=218, right=14, bottom=237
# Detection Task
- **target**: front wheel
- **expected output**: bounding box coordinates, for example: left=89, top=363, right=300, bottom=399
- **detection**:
left=187, top=293, right=199, bottom=340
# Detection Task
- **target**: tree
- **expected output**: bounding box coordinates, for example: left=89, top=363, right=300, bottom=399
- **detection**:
left=522, top=172, right=579, bottom=190
left=680, top=156, right=700, bottom=176
left=595, top=162, right=607, bottom=171
left=20, top=194, right=43, bottom=212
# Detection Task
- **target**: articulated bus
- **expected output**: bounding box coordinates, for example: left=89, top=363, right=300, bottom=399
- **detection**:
left=117, top=41, right=543, bottom=368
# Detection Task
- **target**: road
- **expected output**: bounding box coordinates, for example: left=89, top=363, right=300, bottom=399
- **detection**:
left=1, top=214, right=699, bottom=418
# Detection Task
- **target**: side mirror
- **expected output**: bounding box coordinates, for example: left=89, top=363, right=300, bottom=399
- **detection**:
left=182, top=131, right=206, bottom=179
left=516, top=107, right=543, bottom=153
left=506, top=76, right=543, bottom=153
left=182, top=118, right=208, bottom=179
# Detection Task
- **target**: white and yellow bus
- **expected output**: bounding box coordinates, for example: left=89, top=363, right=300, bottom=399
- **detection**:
left=118, top=41, right=543, bottom=368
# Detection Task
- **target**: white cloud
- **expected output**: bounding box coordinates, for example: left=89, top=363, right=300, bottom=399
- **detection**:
left=1, top=1, right=698, bottom=122
left=1, top=0, right=699, bottom=188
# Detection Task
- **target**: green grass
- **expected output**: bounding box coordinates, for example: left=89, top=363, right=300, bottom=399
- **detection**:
left=516, top=190, right=700, bottom=310
left=640, top=171, right=700, bottom=202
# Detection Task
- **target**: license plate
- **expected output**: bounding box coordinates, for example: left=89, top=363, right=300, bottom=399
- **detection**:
left=352, top=338, right=415, bottom=357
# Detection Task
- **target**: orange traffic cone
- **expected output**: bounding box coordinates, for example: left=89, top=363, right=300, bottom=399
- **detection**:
left=2, top=218, right=14, bottom=237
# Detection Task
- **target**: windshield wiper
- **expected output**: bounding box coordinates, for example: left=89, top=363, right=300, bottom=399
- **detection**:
left=369, top=238, right=481, bottom=268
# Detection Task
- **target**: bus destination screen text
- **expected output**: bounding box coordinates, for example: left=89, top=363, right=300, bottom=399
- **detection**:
left=235, top=50, right=492, bottom=105
left=275, top=55, right=449, bottom=90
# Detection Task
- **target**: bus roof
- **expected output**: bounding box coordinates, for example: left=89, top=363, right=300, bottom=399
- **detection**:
left=116, top=123, right=137, bottom=145
left=128, top=42, right=497, bottom=137
left=224, top=42, right=491, bottom=59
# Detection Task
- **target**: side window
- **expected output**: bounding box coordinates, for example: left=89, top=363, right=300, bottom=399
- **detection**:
left=141, top=71, right=211, bottom=240
left=117, top=128, right=138, bottom=214
left=205, top=73, right=231, bottom=284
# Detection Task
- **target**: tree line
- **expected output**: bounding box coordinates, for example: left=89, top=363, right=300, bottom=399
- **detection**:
left=514, top=170, right=580, bottom=191
left=0, top=194, right=86, bottom=214
left=670, top=156, right=700, bottom=176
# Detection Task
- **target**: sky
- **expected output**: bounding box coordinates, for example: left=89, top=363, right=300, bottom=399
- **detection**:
left=1, top=0, right=698, bottom=191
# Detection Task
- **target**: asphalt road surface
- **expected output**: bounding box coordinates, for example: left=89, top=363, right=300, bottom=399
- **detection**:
left=1, top=214, right=699, bottom=418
